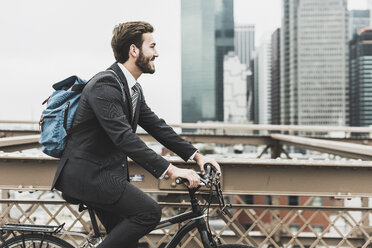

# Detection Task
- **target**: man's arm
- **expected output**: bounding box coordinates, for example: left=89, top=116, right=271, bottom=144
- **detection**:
left=138, top=99, right=221, bottom=177
left=138, top=100, right=197, bottom=160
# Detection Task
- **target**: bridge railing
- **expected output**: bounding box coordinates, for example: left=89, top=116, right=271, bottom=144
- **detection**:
left=2, top=187, right=372, bottom=247
left=2, top=156, right=372, bottom=247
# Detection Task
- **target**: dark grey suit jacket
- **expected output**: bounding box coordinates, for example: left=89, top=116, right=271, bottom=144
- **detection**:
left=52, top=63, right=197, bottom=204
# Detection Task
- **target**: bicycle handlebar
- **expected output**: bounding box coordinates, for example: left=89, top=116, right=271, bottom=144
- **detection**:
left=175, top=163, right=230, bottom=214
left=175, top=163, right=216, bottom=187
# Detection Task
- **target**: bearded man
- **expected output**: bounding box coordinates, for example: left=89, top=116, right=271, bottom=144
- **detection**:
left=51, top=21, right=220, bottom=248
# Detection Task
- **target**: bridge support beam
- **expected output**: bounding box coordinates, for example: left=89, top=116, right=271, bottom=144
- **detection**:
left=2, top=155, right=372, bottom=197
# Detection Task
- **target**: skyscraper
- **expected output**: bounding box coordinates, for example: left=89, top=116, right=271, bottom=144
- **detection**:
left=281, top=0, right=348, bottom=126
left=349, top=28, right=372, bottom=127
left=368, top=0, right=372, bottom=27
left=214, top=0, right=234, bottom=121
left=256, top=34, right=272, bottom=125
left=349, top=10, right=370, bottom=41
left=181, top=0, right=215, bottom=123
left=280, top=0, right=295, bottom=125
left=247, top=58, right=256, bottom=123
left=234, top=24, right=255, bottom=66
left=181, top=0, right=234, bottom=123
left=223, top=51, right=249, bottom=122
left=271, top=28, right=281, bottom=125
left=251, top=53, right=259, bottom=124
left=250, top=35, right=272, bottom=125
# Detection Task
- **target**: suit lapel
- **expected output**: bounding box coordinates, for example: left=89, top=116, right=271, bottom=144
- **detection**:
left=107, top=63, right=134, bottom=123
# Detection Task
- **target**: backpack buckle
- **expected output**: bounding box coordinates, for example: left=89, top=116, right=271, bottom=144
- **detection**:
left=39, top=117, right=44, bottom=131
left=42, top=96, right=51, bottom=105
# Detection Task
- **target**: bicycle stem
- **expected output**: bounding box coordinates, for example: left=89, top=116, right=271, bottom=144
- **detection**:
left=188, top=187, right=203, bottom=215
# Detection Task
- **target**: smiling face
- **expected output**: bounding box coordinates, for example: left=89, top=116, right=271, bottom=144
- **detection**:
left=135, top=33, right=158, bottom=74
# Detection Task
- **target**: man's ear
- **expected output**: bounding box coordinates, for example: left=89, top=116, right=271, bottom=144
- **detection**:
left=130, top=44, right=138, bottom=57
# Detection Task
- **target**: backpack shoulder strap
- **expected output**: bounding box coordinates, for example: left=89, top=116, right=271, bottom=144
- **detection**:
left=67, top=70, right=126, bottom=136
left=106, top=69, right=127, bottom=102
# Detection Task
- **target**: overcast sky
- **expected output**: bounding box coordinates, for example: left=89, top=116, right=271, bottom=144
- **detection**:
left=0, top=0, right=368, bottom=124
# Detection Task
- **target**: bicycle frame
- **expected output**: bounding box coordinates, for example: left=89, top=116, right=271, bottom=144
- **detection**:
left=155, top=212, right=213, bottom=248
left=154, top=187, right=217, bottom=248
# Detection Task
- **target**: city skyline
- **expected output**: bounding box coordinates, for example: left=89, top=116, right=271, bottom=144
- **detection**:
left=0, top=0, right=369, bottom=124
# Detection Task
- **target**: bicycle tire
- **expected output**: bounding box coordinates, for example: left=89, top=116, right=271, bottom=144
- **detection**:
left=217, top=244, right=256, bottom=248
left=0, top=233, right=74, bottom=248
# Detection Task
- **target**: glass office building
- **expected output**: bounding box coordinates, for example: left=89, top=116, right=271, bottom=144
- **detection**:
left=271, top=28, right=281, bottom=125
left=349, top=29, right=372, bottom=127
left=181, top=0, right=234, bottom=123
left=348, top=10, right=370, bottom=41
left=234, top=24, right=255, bottom=66
left=281, top=0, right=348, bottom=126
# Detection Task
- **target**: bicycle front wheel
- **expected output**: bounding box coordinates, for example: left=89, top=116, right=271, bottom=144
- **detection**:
left=0, top=233, right=74, bottom=248
left=217, top=244, right=256, bottom=248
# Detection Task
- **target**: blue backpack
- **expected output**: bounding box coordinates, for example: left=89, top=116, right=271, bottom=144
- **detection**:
left=39, top=71, right=124, bottom=158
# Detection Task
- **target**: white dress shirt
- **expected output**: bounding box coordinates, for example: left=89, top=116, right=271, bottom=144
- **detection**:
left=117, top=63, right=137, bottom=95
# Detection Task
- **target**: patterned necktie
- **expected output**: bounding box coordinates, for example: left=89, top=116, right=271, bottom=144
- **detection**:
left=131, top=83, right=140, bottom=119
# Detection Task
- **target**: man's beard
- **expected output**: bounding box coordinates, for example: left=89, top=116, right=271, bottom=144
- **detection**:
left=135, top=50, right=155, bottom=74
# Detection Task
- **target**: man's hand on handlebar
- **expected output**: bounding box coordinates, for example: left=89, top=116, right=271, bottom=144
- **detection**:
left=165, top=152, right=221, bottom=188
left=166, top=165, right=200, bottom=188
left=193, top=152, right=221, bottom=176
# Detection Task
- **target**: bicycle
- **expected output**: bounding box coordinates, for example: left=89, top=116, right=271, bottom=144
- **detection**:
left=0, top=163, right=255, bottom=248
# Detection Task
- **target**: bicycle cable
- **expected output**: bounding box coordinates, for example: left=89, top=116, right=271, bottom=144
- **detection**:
left=205, top=172, right=218, bottom=236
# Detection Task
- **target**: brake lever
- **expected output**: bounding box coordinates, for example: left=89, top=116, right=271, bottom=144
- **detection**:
left=197, top=172, right=211, bottom=187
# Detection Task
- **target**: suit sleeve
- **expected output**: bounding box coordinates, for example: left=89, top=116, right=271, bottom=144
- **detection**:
left=86, top=76, right=169, bottom=178
left=138, top=96, right=197, bottom=162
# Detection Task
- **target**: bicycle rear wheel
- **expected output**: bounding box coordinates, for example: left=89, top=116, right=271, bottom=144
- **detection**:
left=217, top=245, right=255, bottom=248
left=0, top=233, right=74, bottom=248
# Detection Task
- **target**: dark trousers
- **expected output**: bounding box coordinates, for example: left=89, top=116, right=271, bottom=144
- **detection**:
left=86, top=182, right=162, bottom=248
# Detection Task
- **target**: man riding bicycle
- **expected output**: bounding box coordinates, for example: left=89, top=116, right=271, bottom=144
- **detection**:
left=51, top=21, right=221, bottom=248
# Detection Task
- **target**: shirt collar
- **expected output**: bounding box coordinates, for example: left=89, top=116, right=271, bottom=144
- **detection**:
left=117, top=62, right=137, bottom=95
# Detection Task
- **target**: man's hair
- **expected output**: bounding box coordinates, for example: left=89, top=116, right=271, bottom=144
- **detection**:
left=111, top=21, right=154, bottom=63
